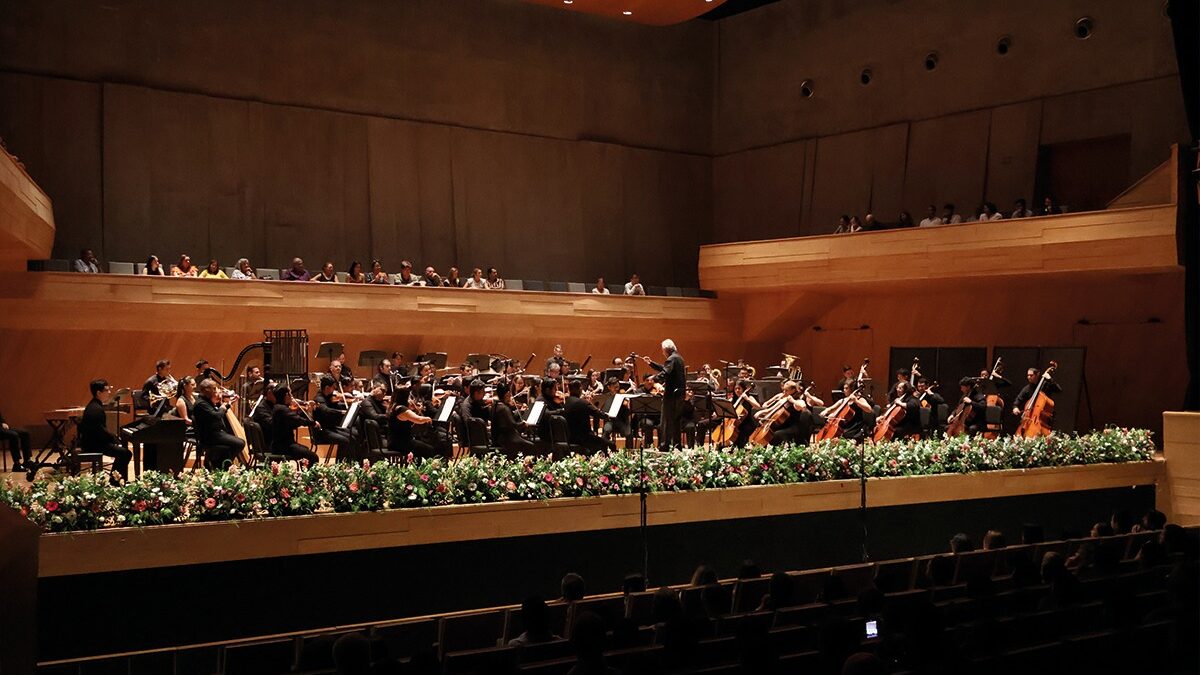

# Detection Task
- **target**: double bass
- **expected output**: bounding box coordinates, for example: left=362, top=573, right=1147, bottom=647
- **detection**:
left=872, top=357, right=921, bottom=442
left=946, top=357, right=1002, bottom=437
left=711, top=385, right=753, bottom=446
left=1015, top=361, right=1058, bottom=438
left=814, top=358, right=870, bottom=442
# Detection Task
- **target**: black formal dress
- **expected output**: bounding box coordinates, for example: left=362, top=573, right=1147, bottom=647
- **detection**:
left=768, top=401, right=816, bottom=446
left=491, top=401, right=535, bottom=455
left=388, top=404, right=435, bottom=458
left=193, top=398, right=245, bottom=470
left=889, top=397, right=924, bottom=440
left=77, top=397, right=132, bottom=480
left=564, top=396, right=614, bottom=454
left=649, top=351, right=686, bottom=449
left=0, top=408, right=32, bottom=468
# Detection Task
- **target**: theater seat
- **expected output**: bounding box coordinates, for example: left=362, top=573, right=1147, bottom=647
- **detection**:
left=523, top=280, right=545, bottom=291
left=545, top=281, right=568, bottom=292
left=109, top=261, right=135, bottom=275
left=438, top=611, right=505, bottom=658
left=506, top=279, right=524, bottom=290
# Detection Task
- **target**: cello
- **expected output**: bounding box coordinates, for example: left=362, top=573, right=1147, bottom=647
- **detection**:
left=946, top=357, right=1001, bottom=437
left=748, top=383, right=812, bottom=447
left=1015, top=361, right=1058, bottom=438
left=814, top=358, right=870, bottom=442
left=711, top=385, right=753, bottom=446
left=872, top=357, right=920, bottom=442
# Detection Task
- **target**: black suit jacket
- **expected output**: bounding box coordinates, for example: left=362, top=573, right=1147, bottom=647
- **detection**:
left=564, top=396, right=605, bottom=442
left=193, top=398, right=231, bottom=446
left=650, top=352, right=687, bottom=397
left=79, top=397, right=116, bottom=451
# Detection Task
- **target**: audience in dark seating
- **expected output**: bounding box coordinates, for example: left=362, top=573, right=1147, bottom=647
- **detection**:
left=331, top=632, right=371, bottom=675
left=950, top=532, right=975, bottom=553
left=509, top=595, right=561, bottom=647
left=561, top=572, right=586, bottom=602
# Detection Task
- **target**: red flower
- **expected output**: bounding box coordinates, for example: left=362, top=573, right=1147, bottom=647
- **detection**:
left=599, top=475, right=610, bottom=485
left=435, top=483, right=447, bottom=493
left=406, top=452, right=414, bottom=463
left=204, top=497, right=217, bottom=509
left=300, top=458, right=310, bottom=468
left=45, top=500, right=59, bottom=512
left=134, top=500, right=147, bottom=512
left=235, top=493, right=246, bottom=503
left=888, top=459, right=897, bottom=468
left=349, top=482, right=359, bottom=492
left=280, top=487, right=291, bottom=499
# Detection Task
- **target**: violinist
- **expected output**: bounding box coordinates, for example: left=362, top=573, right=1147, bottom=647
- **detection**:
left=957, top=377, right=989, bottom=435
left=586, top=369, right=604, bottom=398
left=490, top=381, right=535, bottom=455
left=680, top=388, right=705, bottom=447
left=829, top=381, right=875, bottom=441
left=372, top=359, right=397, bottom=398
left=600, top=377, right=633, bottom=443
left=546, top=344, right=568, bottom=375
left=1012, top=368, right=1061, bottom=418
left=313, top=376, right=356, bottom=459
left=564, top=379, right=615, bottom=454
left=329, top=359, right=354, bottom=391
left=270, top=384, right=320, bottom=465
left=361, top=384, right=390, bottom=427
left=251, top=383, right=276, bottom=451
left=388, top=393, right=437, bottom=458
left=545, top=361, right=563, bottom=382
left=511, top=375, right=531, bottom=410
left=731, top=379, right=762, bottom=449
left=457, top=378, right=490, bottom=442
left=536, top=378, right=563, bottom=443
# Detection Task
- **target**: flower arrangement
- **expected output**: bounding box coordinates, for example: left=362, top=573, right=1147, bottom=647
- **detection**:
left=1, top=428, right=1155, bottom=533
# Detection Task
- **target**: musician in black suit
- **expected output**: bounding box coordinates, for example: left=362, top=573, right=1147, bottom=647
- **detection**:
left=457, top=379, right=490, bottom=447
left=643, top=339, right=686, bottom=450
left=491, top=381, right=535, bottom=455
left=957, top=377, right=989, bottom=435
left=139, top=359, right=173, bottom=413
left=193, top=379, right=244, bottom=470
left=0, top=406, right=32, bottom=473
left=536, top=379, right=563, bottom=444
left=251, top=384, right=276, bottom=451
left=269, top=384, right=320, bottom=466
left=313, top=376, right=355, bottom=460
left=78, top=379, right=132, bottom=483
left=1012, top=367, right=1062, bottom=418
left=564, top=380, right=615, bottom=455
left=600, top=378, right=632, bottom=444
left=914, top=377, right=945, bottom=436
left=372, top=359, right=397, bottom=398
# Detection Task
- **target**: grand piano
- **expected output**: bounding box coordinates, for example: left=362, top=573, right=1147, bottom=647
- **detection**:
left=121, top=416, right=189, bottom=475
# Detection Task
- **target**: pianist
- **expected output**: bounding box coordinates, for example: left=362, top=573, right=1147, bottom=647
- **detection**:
left=79, top=379, right=132, bottom=484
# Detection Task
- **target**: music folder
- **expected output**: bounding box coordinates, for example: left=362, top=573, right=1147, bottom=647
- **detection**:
left=437, top=396, right=457, bottom=423
left=605, top=393, right=629, bottom=418
left=525, top=400, right=545, bottom=426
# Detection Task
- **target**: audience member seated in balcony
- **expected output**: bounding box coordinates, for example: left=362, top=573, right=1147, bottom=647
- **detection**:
left=896, top=210, right=915, bottom=229
left=368, top=260, right=389, bottom=285
left=464, top=267, right=486, bottom=289
left=561, top=572, right=586, bottom=602
left=624, top=273, right=645, bottom=295
left=950, top=532, right=975, bottom=553
left=171, top=254, right=198, bottom=277
left=978, top=202, right=1003, bottom=221
left=485, top=266, right=505, bottom=290
left=345, top=260, right=366, bottom=284
left=142, top=255, right=165, bottom=276
left=690, top=564, right=718, bottom=587
left=73, top=247, right=100, bottom=273
left=1041, top=195, right=1063, bottom=216
left=395, top=260, right=419, bottom=286
left=623, top=573, right=646, bottom=596
left=332, top=632, right=371, bottom=675
left=1011, top=198, right=1033, bottom=219
left=1139, top=508, right=1167, bottom=532
left=444, top=266, right=464, bottom=288
left=919, top=205, right=942, bottom=227
left=1110, top=509, right=1136, bottom=534
left=199, top=259, right=228, bottom=279
left=758, top=571, right=797, bottom=611
left=981, top=529, right=1007, bottom=550
left=420, top=265, right=444, bottom=287
left=651, top=587, right=698, bottom=668
left=861, top=213, right=880, bottom=231
left=737, top=560, right=762, bottom=579
left=307, top=261, right=336, bottom=283
left=940, top=203, right=962, bottom=224
left=509, top=596, right=562, bottom=647
left=231, top=258, right=257, bottom=280
left=282, top=257, right=310, bottom=281
left=1039, top=551, right=1082, bottom=609
left=592, top=277, right=610, bottom=294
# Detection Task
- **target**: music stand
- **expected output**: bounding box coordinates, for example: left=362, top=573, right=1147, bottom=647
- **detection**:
left=710, top=398, right=737, bottom=448
left=316, top=342, right=344, bottom=367
left=465, top=353, right=492, bottom=372
left=421, top=352, right=449, bottom=370
left=359, top=350, right=388, bottom=369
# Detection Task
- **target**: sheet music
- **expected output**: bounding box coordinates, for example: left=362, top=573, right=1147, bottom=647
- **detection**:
left=525, top=400, right=545, bottom=425
left=248, top=395, right=264, bottom=417
left=340, top=400, right=361, bottom=430
left=437, top=396, right=457, bottom=423
left=606, top=394, right=628, bottom=418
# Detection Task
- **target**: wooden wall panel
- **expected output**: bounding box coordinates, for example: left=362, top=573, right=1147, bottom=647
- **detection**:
left=808, top=130, right=875, bottom=235
left=621, top=147, right=710, bottom=288
left=711, top=140, right=809, bottom=243
left=986, top=100, right=1042, bottom=208
left=902, top=111, right=990, bottom=217
left=867, top=123, right=909, bottom=223
left=0, top=73, right=101, bottom=261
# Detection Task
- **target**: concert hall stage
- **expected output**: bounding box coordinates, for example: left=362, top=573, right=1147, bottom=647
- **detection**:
left=26, top=459, right=1163, bottom=661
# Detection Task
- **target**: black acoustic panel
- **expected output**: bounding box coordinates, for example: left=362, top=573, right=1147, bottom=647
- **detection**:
left=993, top=347, right=1086, bottom=433
left=888, top=347, right=938, bottom=397
left=889, top=347, right=987, bottom=401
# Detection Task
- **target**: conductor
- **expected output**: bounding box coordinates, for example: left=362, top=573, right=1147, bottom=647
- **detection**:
left=642, top=339, right=686, bottom=449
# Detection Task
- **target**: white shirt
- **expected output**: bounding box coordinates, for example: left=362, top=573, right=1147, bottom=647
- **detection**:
left=465, top=277, right=486, bottom=289
left=978, top=212, right=1003, bottom=221
left=592, top=287, right=610, bottom=295
left=1011, top=209, right=1033, bottom=219
left=485, top=278, right=505, bottom=290
left=918, top=217, right=942, bottom=227
left=624, top=282, right=645, bottom=296
left=231, top=268, right=255, bottom=280
left=74, top=259, right=99, bottom=273
left=942, top=214, right=962, bottom=224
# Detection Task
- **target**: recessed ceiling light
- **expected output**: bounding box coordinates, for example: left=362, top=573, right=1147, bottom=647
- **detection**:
left=563, top=0, right=572, bottom=3
left=622, top=10, right=632, bottom=15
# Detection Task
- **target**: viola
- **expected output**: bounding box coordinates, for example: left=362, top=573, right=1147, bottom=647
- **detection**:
left=1015, top=361, right=1058, bottom=438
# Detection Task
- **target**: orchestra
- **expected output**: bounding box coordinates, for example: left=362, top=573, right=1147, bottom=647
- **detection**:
left=17, top=338, right=1069, bottom=484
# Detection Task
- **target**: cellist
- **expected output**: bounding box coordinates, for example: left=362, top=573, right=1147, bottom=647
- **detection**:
left=956, top=377, right=989, bottom=435
left=831, top=380, right=875, bottom=441
left=763, top=380, right=824, bottom=446
left=731, top=379, right=761, bottom=448
left=1012, top=367, right=1061, bottom=420
left=914, top=377, right=944, bottom=436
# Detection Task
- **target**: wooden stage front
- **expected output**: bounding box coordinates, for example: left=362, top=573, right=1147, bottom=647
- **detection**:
left=22, top=458, right=1168, bottom=660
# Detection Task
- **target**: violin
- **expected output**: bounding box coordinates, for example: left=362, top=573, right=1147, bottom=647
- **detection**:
left=1015, top=361, right=1058, bottom=438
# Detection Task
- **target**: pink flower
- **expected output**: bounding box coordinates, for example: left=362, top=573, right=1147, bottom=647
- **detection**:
left=506, top=481, right=517, bottom=491
left=280, top=487, right=291, bottom=499
left=575, top=477, right=584, bottom=487
left=271, top=462, right=280, bottom=475
left=544, top=472, right=555, bottom=483
left=599, top=475, right=610, bottom=485
left=888, top=459, right=897, bottom=468
left=406, top=452, right=414, bottom=463
left=134, top=500, right=147, bottom=512
left=349, top=483, right=359, bottom=492
left=204, top=497, right=217, bottom=509
left=45, top=500, right=59, bottom=512
left=420, top=473, right=430, bottom=482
